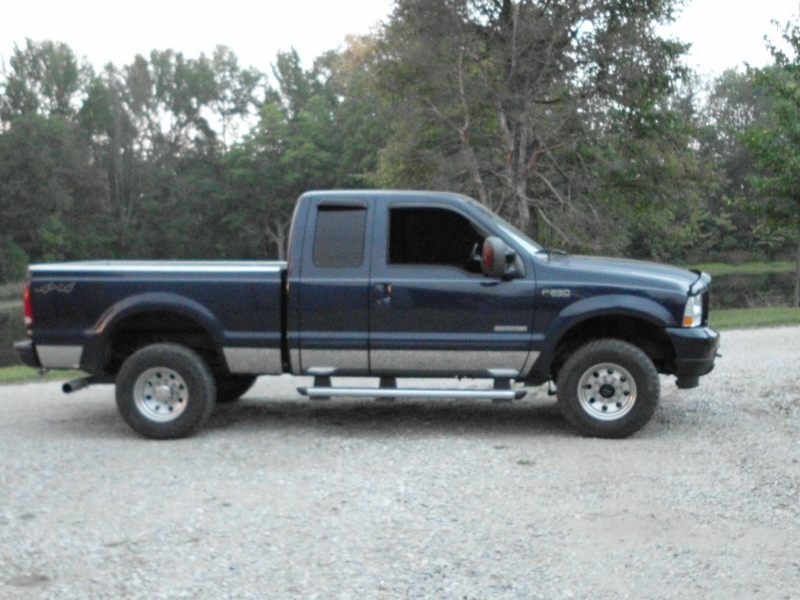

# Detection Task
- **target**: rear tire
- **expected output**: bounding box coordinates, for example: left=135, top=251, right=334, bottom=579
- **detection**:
left=215, top=374, right=257, bottom=404
left=116, top=343, right=216, bottom=440
left=556, top=339, right=660, bottom=438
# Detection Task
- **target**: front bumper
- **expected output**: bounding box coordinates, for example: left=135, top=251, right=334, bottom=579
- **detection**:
left=14, top=339, right=41, bottom=369
left=666, top=326, right=720, bottom=386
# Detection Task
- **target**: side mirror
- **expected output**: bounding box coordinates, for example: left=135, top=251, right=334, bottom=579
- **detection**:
left=482, top=236, right=515, bottom=278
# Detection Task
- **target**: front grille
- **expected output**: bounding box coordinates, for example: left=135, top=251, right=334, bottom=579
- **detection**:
left=702, top=290, right=710, bottom=326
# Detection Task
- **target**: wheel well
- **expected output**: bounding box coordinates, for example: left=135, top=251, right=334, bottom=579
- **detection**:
left=550, top=315, right=675, bottom=381
left=105, top=311, right=223, bottom=377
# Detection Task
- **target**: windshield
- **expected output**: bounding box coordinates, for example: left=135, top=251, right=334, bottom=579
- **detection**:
left=464, top=197, right=543, bottom=255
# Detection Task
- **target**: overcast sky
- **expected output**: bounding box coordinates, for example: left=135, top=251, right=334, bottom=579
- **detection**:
left=1, top=0, right=798, bottom=80
left=665, top=0, right=800, bottom=75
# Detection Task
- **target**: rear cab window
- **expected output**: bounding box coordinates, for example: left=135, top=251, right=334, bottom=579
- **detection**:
left=313, top=205, right=368, bottom=268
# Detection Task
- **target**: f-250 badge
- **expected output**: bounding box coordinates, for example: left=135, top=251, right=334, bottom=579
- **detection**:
left=542, top=288, right=571, bottom=298
left=33, top=282, right=76, bottom=294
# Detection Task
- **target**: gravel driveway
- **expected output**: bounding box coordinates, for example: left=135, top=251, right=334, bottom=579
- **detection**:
left=1, top=327, right=799, bottom=599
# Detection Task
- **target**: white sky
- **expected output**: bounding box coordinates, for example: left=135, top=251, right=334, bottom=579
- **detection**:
left=0, top=0, right=798, bottom=80
left=0, top=0, right=395, bottom=75
left=664, top=0, right=800, bottom=75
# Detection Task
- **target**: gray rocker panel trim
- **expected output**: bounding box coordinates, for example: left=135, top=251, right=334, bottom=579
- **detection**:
left=300, top=349, right=368, bottom=374
left=370, top=349, right=530, bottom=374
left=38, top=345, right=84, bottom=370
left=223, top=348, right=283, bottom=374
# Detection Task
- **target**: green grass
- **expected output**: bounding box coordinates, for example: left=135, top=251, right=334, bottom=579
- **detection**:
left=0, top=300, right=22, bottom=311
left=0, top=281, right=25, bottom=302
left=689, top=262, right=795, bottom=276
left=710, top=307, right=800, bottom=330
left=0, top=366, right=87, bottom=385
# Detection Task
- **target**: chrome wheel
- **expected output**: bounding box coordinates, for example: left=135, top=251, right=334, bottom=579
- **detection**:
left=557, top=340, right=659, bottom=438
left=577, top=362, right=637, bottom=421
left=117, top=344, right=216, bottom=439
left=133, top=367, right=188, bottom=423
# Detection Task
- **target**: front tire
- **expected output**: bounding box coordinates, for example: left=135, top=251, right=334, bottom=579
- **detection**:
left=116, top=343, right=216, bottom=440
left=556, top=339, right=660, bottom=438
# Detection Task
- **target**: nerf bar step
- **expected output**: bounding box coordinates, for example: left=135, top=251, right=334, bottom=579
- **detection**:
left=297, top=386, right=527, bottom=401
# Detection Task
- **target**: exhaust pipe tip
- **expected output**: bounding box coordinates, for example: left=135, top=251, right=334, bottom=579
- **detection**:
left=62, top=377, right=94, bottom=394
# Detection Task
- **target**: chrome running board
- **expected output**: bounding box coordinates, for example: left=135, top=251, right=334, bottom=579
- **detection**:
left=297, top=386, right=527, bottom=401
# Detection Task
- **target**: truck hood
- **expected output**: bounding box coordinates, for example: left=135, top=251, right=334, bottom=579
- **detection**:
left=539, top=253, right=702, bottom=294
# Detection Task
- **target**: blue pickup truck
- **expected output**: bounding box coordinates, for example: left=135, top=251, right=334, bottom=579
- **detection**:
left=15, top=190, right=719, bottom=439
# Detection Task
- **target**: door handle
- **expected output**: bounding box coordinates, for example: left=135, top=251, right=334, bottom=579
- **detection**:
left=373, top=283, right=392, bottom=306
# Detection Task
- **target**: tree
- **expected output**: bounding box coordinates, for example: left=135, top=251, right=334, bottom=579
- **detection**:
left=208, top=46, right=263, bottom=149
left=0, top=39, right=92, bottom=123
left=590, top=80, right=719, bottom=261
left=72, top=47, right=265, bottom=258
left=0, top=114, right=107, bottom=271
left=741, top=20, right=800, bottom=307
left=691, top=68, right=796, bottom=260
left=315, top=35, right=393, bottom=188
left=0, top=40, right=111, bottom=277
left=375, top=0, right=690, bottom=247
left=224, top=42, right=391, bottom=259
left=224, top=50, right=330, bottom=260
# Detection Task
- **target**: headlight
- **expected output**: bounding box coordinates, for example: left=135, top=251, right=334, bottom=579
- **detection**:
left=683, top=294, right=703, bottom=327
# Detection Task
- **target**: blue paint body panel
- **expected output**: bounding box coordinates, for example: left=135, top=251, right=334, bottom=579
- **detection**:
left=19, top=191, right=719, bottom=387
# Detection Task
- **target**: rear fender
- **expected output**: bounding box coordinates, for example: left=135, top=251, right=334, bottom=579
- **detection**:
left=81, top=292, right=225, bottom=374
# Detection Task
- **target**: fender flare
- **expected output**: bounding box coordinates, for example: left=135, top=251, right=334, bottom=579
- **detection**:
left=530, top=294, right=678, bottom=381
left=81, top=292, right=226, bottom=374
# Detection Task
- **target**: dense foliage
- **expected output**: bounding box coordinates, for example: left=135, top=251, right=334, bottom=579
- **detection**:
left=0, top=37, right=390, bottom=278
left=0, top=3, right=798, bottom=284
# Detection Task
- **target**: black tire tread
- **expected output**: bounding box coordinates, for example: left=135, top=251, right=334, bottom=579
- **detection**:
left=556, top=339, right=660, bottom=439
left=116, top=343, right=216, bottom=440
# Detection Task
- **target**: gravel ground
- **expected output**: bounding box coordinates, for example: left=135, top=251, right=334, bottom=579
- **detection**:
left=1, top=327, right=799, bottom=599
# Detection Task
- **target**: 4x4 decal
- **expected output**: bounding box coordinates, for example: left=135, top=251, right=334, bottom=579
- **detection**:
left=33, top=283, right=75, bottom=294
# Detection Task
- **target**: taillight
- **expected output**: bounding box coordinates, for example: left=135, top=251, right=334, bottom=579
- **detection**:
left=23, top=284, right=34, bottom=326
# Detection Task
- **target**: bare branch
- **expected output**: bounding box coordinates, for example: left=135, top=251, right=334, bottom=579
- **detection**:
left=420, top=96, right=460, bottom=134
left=455, top=46, right=489, bottom=205
left=534, top=169, right=569, bottom=206
left=264, top=214, right=290, bottom=260
left=544, top=148, right=571, bottom=182
left=535, top=205, right=571, bottom=244
left=457, top=48, right=470, bottom=135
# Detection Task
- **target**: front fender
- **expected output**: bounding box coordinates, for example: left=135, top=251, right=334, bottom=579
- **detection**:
left=558, top=294, right=678, bottom=329
left=529, top=294, right=678, bottom=383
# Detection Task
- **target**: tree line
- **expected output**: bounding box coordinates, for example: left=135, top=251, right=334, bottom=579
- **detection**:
left=0, top=0, right=798, bottom=295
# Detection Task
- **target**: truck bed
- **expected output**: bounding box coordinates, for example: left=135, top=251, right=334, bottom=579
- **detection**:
left=26, top=261, right=287, bottom=376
